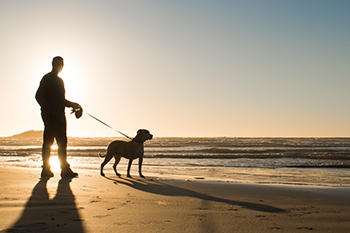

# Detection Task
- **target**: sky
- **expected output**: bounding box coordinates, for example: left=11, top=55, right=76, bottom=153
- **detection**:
left=0, top=0, right=350, bottom=137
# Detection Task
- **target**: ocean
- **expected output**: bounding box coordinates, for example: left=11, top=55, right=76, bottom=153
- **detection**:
left=1, top=137, right=350, bottom=187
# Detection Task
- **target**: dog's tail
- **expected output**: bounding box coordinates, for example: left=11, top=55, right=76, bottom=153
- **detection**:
left=99, top=153, right=106, bottom=158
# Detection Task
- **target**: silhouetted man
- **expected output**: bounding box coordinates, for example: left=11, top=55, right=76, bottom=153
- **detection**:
left=36, top=56, right=82, bottom=177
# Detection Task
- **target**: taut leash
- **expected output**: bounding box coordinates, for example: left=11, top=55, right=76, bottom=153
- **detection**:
left=86, top=112, right=132, bottom=139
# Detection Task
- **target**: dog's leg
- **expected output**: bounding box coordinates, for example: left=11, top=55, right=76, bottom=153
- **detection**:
left=127, top=159, right=134, bottom=178
left=112, top=156, right=121, bottom=177
left=100, top=152, right=113, bottom=176
left=138, top=156, right=145, bottom=178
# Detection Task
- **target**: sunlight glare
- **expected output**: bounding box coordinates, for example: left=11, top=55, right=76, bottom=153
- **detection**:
left=59, top=58, right=82, bottom=100
left=49, top=156, right=61, bottom=171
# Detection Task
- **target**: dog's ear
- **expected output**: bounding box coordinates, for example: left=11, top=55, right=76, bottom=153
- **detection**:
left=137, top=129, right=149, bottom=134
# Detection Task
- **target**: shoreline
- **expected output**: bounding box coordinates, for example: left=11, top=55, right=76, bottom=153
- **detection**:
left=1, top=167, right=350, bottom=232
left=2, top=161, right=350, bottom=188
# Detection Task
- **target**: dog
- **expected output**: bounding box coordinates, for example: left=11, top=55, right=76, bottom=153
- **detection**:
left=100, top=129, right=153, bottom=178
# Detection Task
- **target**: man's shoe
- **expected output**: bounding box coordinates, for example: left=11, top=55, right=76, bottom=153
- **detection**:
left=41, top=167, right=54, bottom=177
left=61, top=167, right=78, bottom=177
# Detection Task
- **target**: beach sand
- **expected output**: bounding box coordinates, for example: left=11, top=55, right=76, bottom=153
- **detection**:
left=1, top=167, right=350, bottom=233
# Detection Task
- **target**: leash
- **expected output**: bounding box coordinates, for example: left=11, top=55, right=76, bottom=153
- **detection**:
left=86, top=112, right=133, bottom=139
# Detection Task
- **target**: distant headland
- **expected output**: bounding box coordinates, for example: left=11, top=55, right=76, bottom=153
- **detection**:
left=11, top=130, right=43, bottom=138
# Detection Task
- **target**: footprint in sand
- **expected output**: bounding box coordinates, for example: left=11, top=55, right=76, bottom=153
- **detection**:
left=93, top=215, right=111, bottom=219
left=296, top=227, right=314, bottom=230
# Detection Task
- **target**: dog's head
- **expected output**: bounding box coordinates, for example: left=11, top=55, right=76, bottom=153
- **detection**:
left=134, top=129, right=153, bottom=143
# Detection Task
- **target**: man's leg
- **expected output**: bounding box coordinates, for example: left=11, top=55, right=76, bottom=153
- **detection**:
left=56, top=118, right=78, bottom=177
left=41, top=114, right=55, bottom=177
left=56, top=125, right=68, bottom=169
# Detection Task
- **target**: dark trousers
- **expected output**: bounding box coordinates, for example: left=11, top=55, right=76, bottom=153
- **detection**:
left=41, top=113, right=69, bottom=169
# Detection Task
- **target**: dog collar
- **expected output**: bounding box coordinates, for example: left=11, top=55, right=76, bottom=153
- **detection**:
left=132, top=138, right=143, bottom=144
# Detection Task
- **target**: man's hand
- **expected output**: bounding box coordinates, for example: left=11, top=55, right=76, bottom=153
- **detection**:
left=66, top=101, right=80, bottom=111
left=67, top=101, right=83, bottom=118
left=70, top=102, right=81, bottom=111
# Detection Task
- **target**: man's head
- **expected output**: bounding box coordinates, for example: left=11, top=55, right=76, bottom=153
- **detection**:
left=52, top=56, right=64, bottom=74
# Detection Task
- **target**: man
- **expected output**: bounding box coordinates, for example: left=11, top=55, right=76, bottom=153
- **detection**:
left=36, top=56, right=82, bottom=177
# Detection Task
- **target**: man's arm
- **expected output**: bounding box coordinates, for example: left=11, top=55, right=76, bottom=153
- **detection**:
left=65, top=100, right=81, bottom=110
left=35, top=79, right=53, bottom=112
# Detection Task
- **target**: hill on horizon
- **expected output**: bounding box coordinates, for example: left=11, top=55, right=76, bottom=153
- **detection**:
left=11, top=130, right=43, bottom=138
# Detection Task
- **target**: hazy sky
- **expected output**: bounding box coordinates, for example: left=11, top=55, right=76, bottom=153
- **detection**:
left=1, top=0, right=349, bottom=137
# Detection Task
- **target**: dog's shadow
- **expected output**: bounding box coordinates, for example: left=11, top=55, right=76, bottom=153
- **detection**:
left=103, top=176, right=287, bottom=214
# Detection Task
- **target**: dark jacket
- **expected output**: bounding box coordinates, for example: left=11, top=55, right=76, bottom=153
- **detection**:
left=36, top=72, right=69, bottom=119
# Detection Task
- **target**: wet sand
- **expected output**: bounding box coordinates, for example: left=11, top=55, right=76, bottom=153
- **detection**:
left=1, top=167, right=350, bottom=233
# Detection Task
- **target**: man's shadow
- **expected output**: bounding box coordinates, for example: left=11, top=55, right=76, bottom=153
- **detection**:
left=104, top=176, right=287, bottom=214
left=4, top=177, right=85, bottom=233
